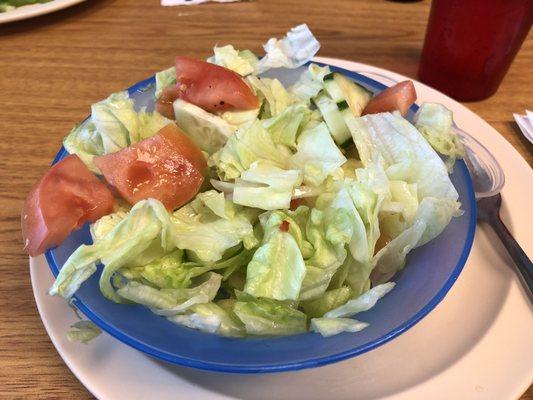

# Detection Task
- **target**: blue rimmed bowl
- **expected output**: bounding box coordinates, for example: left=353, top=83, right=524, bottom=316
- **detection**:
left=45, top=62, right=476, bottom=373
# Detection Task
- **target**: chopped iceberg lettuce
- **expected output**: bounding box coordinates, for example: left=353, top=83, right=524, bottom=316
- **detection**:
left=64, top=91, right=171, bottom=172
left=290, top=122, right=347, bottom=187
left=155, top=66, right=176, bottom=98
left=173, top=98, right=236, bottom=154
left=168, top=302, right=245, bottom=337
left=172, top=191, right=258, bottom=263
left=207, top=45, right=258, bottom=76
left=233, top=161, right=302, bottom=211
left=67, top=320, right=102, bottom=344
left=254, top=24, right=320, bottom=74
left=324, top=282, right=395, bottom=318
left=244, top=212, right=306, bottom=300
left=209, top=120, right=289, bottom=180
left=311, top=317, right=368, bottom=337
left=233, top=292, right=307, bottom=335
left=414, top=102, right=465, bottom=170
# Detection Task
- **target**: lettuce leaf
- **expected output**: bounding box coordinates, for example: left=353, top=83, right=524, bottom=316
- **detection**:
left=207, top=45, right=258, bottom=76
left=290, top=122, right=347, bottom=187
left=49, top=199, right=178, bottom=302
left=350, top=112, right=458, bottom=200
left=168, top=302, right=245, bottom=337
left=172, top=191, right=258, bottom=263
left=233, top=161, right=302, bottom=210
left=290, top=63, right=331, bottom=102
left=244, top=212, right=306, bottom=301
left=311, top=317, right=368, bottom=337
left=116, top=272, right=222, bottom=317
left=300, top=286, right=353, bottom=318
left=324, top=282, right=395, bottom=318
left=63, top=91, right=171, bottom=172
left=254, top=24, right=320, bottom=74
left=414, top=102, right=465, bottom=170
left=173, top=98, right=236, bottom=154
left=67, top=321, right=102, bottom=344
left=247, top=76, right=298, bottom=118
left=233, top=292, right=307, bottom=335
left=263, top=103, right=310, bottom=149
left=155, top=66, right=176, bottom=98
left=209, top=120, right=289, bottom=180
left=299, top=208, right=348, bottom=301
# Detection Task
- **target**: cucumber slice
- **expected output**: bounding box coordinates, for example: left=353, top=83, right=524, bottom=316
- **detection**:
left=337, top=100, right=349, bottom=111
left=314, top=93, right=351, bottom=146
left=323, top=78, right=345, bottom=103
left=333, top=73, right=373, bottom=116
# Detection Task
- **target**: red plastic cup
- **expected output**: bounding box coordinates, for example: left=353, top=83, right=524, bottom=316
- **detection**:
left=418, top=0, right=533, bottom=101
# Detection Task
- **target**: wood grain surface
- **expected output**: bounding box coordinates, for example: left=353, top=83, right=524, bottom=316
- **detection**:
left=0, top=0, right=531, bottom=398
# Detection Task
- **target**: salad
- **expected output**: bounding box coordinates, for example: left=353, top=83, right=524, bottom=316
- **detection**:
left=0, top=0, right=51, bottom=13
left=22, top=25, right=464, bottom=339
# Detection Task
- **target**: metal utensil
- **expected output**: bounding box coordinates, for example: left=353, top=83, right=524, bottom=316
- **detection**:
left=455, top=127, right=533, bottom=301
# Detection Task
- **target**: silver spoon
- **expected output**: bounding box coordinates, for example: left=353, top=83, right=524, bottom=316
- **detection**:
left=455, top=127, right=533, bottom=301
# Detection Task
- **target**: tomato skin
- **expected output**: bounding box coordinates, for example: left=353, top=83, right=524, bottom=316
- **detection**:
left=94, top=123, right=207, bottom=211
left=362, top=80, right=417, bottom=116
left=21, top=155, right=115, bottom=256
left=156, top=56, right=259, bottom=118
left=156, top=86, right=180, bottom=120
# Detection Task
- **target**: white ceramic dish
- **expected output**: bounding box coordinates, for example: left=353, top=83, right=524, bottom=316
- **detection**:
left=0, top=0, right=85, bottom=24
left=30, top=58, right=533, bottom=400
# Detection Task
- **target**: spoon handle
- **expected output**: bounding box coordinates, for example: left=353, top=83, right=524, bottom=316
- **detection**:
left=488, top=215, right=533, bottom=301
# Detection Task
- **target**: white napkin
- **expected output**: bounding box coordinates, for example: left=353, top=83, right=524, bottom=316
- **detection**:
left=513, top=110, right=533, bottom=144
left=162, top=0, right=241, bottom=5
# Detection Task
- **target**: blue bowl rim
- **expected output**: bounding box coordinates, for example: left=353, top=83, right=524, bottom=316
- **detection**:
left=44, top=62, right=477, bottom=373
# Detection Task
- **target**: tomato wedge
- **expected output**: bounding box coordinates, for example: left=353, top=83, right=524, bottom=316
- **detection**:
left=156, top=56, right=259, bottom=118
left=21, top=155, right=115, bottom=256
left=94, top=123, right=207, bottom=210
left=362, top=80, right=417, bottom=116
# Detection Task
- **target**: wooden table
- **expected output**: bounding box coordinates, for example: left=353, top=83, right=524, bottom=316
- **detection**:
left=0, top=0, right=531, bottom=398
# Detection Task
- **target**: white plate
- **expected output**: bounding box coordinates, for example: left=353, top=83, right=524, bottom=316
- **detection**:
left=30, top=58, right=533, bottom=400
left=0, top=0, right=85, bottom=24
